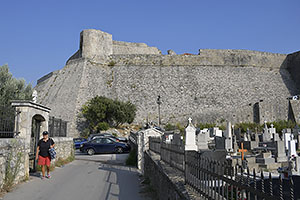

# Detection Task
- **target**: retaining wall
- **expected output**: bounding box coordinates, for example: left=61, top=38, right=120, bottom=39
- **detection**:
left=144, top=150, right=199, bottom=200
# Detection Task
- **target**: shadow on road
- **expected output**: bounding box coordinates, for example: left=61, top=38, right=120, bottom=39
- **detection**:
left=98, top=163, right=145, bottom=200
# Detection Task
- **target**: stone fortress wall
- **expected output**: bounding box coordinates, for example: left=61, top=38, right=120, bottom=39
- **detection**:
left=35, top=29, right=300, bottom=137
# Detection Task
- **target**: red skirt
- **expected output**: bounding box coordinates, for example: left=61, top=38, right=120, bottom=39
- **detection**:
left=37, top=155, right=51, bottom=166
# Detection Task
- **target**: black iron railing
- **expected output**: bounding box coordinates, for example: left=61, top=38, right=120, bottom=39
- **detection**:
left=0, top=105, right=18, bottom=138
left=48, top=116, right=67, bottom=137
left=185, top=151, right=296, bottom=200
left=148, top=137, right=296, bottom=200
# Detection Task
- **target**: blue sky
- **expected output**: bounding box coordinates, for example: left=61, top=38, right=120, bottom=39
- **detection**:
left=1, top=0, right=299, bottom=86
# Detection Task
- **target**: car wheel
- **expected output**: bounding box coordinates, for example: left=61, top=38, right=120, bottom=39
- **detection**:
left=116, top=147, right=123, bottom=154
left=87, top=148, right=95, bottom=155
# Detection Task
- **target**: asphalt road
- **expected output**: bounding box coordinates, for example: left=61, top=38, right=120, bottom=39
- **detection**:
left=2, top=151, right=149, bottom=200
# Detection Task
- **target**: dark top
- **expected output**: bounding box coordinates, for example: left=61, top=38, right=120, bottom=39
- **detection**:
left=38, top=138, right=54, bottom=157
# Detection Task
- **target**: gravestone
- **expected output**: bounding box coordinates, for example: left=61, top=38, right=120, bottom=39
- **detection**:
left=293, top=125, right=300, bottom=150
left=215, top=137, right=225, bottom=150
left=283, top=129, right=292, bottom=150
left=197, top=129, right=209, bottom=150
left=263, top=122, right=272, bottom=142
left=233, top=135, right=239, bottom=154
left=256, top=152, right=276, bottom=164
left=215, top=129, right=223, bottom=137
left=224, top=122, right=233, bottom=152
left=185, top=118, right=198, bottom=151
left=288, top=135, right=297, bottom=157
left=276, top=139, right=288, bottom=162
left=269, top=124, right=276, bottom=137
left=244, top=133, right=249, bottom=141
left=235, top=128, right=242, bottom=141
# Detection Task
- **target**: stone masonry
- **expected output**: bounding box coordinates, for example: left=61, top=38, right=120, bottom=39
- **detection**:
left=35, top=29, right=300, bottom=137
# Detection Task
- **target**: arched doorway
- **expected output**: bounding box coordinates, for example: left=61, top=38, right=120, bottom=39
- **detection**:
left=30, top=114, right=46, bottom=172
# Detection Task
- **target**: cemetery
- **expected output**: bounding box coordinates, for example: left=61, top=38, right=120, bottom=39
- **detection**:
left=130, top=117, right=300, bottom=200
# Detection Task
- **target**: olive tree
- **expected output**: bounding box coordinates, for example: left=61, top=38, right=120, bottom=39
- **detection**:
left=81, top=96, right=136, bottom=133
left=0, top=64, right=33, bottom=106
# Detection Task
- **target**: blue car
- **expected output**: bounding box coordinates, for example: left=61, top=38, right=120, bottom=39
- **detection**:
left=73, top=138, right=87, bottom=149
left=80, top=137, right=130, bottom=155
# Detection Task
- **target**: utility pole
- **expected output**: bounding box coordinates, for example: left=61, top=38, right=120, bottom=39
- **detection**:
left=156, top=95, right=161, bottom=127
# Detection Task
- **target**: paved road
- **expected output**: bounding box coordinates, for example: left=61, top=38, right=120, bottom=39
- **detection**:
left=2, top=151, right=148, bottom=200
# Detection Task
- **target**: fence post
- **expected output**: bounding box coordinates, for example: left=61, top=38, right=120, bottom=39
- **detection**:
left=253, top=168, right=257, bottom=200
left=261, top=171, right=265, bottom=197
left=290, top=178, right=294, bottom=200
left=269, top=172, right=273, bottom=196
left=279, top=175, right=283, bottom=200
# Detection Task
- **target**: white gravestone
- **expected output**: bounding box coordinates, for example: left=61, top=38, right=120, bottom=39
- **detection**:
left=215, top=129, right=223, bottom=137
left=269, top=124, right=275, bottom=139
left=185, top=118, right=198, bottom=151
left=225, top=122, right=233, bottom=152
left=288, top=134, right=297, bottom=157
left=284, top=131, right=292, bottom=151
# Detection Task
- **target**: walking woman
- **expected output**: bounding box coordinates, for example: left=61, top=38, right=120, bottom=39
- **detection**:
left=35, top=131, right=55, bottom=179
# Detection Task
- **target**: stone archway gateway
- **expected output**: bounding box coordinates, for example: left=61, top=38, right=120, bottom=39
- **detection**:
left=11, top=100, right=51, bottom=176
left=30, top=114, right=46, bottom=172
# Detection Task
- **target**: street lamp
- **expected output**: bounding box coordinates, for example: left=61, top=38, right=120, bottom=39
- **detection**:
left=156, top=95, right=161, bottom=127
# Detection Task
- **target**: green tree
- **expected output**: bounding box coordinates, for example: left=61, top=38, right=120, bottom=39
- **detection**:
left=81, top=96, right=136, bottom=133
left=0, top=64, right=33, bottom=105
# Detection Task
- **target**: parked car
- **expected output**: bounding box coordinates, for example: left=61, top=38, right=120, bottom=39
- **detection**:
left=80, top=137, right=130, bottom=155
left=73, top=138, right=87, bottom=149
left=88, top=133, right=128, bottom=143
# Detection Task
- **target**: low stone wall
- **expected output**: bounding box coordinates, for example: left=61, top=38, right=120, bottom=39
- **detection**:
left=52, top=137, right=74, bottom=160
left=0, top=138, right=28, bottom=189
left=144, top=150, right=198, bottom=200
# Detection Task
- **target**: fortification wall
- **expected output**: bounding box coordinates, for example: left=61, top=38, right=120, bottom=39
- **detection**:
left=35, top=29, right=299, bottom=137
left=36, top=55, right=295, bottom=137
left=108, top=52, right=287, bottom=69
left=112, top=40, right=161, bottom=55
left=286, top=51, right=300, bottom=93
left=35, top=59, right=86, bottom=137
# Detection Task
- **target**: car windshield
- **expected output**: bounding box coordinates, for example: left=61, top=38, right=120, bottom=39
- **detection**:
left=109, top=137, right=118, bottom=142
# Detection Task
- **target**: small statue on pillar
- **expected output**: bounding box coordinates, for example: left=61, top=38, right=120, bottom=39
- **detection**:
left=32, top=90, right=38, bottom=103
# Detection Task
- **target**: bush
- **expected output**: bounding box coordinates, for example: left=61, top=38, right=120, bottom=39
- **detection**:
left=235, top=122, right=261, bottom=133
left=196, top=123, right=216, bottom=130
left=266, top=120, right=297, bottom=134
left=95, top=122, right=109, bottom=131
left=126, top=149, right=137, bottom=166
left=164, top=123, right=176, bottom=131
left=81, top=96, right=136, bottom=134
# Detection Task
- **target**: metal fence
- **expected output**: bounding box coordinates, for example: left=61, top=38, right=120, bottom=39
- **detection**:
left=148, top=137, right=297, bottom=200
left=129, top=131, right=138, bottom=151
left=186, top=151, right=296, bottom=200
left=149, top=136, right=185, bottom=172
left=48, top=116, right=67, bottom=137
left=0, top=105, right=18, bottom=138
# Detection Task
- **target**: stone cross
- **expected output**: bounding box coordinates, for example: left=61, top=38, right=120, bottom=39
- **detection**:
left=188, top=117, right=192, bottom=125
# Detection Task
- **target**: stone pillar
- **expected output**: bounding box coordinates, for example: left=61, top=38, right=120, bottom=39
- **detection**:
left=80, top=29, right=113, bottom=62
left=185, top=118, right=198, bottom=151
